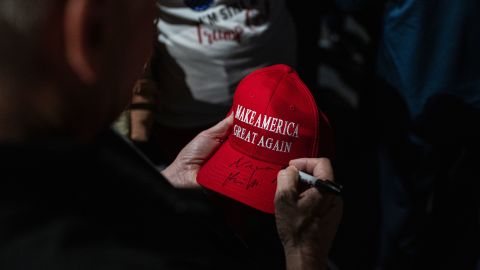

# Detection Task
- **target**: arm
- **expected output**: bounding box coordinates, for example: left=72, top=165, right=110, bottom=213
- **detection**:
left=275, top=159, right=343, bottom=270
left=129, top=57, right=158, bottom=143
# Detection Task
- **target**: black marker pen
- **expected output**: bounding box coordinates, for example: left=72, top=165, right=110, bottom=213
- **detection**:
left=298, top=171, right=343, bottom=195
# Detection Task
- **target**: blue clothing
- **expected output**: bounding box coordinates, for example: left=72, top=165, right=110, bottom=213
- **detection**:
left=334, top=2, right=480, bottom=268
left=373, top=1, right=480, bottom=269
left=377, top=0, right=480, bottom=120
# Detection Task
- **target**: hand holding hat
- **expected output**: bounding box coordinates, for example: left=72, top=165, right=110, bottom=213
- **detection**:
left=162, top=114, right=234, bottom=189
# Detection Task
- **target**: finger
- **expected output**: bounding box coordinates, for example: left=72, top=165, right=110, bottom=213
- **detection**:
left=275, top=166, right=299, bottom=203
left=312, top=158, right=334, bottom=181
left=289, top=158, right=321, bottom=174
left=290, top=158, right=334, bottom=181
left=202, top=113, right=234, bottom=139
left=298, top=187, right=323, bottom=210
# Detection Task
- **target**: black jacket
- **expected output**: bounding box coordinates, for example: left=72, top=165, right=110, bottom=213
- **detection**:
left=0, top=130, right=258, bottom=270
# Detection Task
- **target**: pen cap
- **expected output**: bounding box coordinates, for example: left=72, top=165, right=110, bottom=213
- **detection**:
left=197, top=64, right=334, bottom=214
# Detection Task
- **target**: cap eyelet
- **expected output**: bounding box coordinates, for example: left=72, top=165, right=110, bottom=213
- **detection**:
left=289, top=105, right=296, bottom=111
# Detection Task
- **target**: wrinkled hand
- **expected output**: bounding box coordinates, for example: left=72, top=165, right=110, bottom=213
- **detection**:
left=275, top=158, right=343, bottom=270
left=161, top=114, right=233, bottom=188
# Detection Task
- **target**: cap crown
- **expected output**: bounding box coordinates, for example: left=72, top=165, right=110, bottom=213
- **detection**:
left=197, top=64, right=333, bottom=214
left=229, top=64, right=321, bottom=164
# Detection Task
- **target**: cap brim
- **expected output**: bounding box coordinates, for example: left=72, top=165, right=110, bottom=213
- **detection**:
left=197, top=140, right=282, bottom=214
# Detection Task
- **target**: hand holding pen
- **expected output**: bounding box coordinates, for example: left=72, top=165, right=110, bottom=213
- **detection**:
left=275, top=158, right=343, bottom=270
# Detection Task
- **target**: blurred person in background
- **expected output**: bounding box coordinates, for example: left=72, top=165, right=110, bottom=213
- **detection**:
left=375, top=1, right=480, bottom=269
left=335, top=0, right=480, bottom=269
left=128, top=0, right=297, bottom=164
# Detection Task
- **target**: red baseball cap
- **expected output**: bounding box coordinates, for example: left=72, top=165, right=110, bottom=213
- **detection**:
left=197, top=64, right=333, bottom=214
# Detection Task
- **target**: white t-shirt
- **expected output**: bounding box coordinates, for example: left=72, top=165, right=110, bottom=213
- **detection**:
left=155, top=0, right=296, bottom=128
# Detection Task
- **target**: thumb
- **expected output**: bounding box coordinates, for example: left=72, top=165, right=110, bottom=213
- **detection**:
left=275, top=166, right=299, bottom=204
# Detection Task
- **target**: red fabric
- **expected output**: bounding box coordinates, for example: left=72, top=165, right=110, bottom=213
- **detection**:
left=197, top=64, right=333, bottom=214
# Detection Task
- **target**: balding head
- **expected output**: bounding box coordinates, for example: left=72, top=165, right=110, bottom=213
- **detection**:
left=0, top=0, right=156, bottom=141
left=0, top=0, right=53, bottom=81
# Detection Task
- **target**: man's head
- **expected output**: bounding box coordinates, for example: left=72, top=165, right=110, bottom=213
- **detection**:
left=0, top=0, right=155, bottom=141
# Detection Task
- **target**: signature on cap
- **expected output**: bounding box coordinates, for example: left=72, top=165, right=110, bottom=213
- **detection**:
left=223, top=157, right=275, bottom=190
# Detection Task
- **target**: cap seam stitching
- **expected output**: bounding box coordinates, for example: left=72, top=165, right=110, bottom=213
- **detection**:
left=248, top=71, right=289, bottom=164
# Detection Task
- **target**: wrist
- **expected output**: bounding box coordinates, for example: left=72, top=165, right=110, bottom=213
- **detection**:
left=129, top=109, right=154, bottom=142
left=130, top=128, right=150, bottom=142
left=161, top=163, right=185, bottom=188
left=284, top=246, right=328, bottom=270
left=161, top=164, right=178, bottom=184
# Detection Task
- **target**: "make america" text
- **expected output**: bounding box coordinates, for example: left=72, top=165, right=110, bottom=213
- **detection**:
left=232, top=105, right=300, bottom=153
left=235, top=105, right=299, bottom=138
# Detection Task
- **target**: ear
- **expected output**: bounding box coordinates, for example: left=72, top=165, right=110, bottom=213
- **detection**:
left=64, top=0, right=106, bottom=84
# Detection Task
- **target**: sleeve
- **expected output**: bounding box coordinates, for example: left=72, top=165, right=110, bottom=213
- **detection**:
left=0, top=217, right=253, bottom=270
